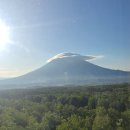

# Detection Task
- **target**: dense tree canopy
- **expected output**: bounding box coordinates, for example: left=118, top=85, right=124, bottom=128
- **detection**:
left=0, top=84, right=129, bottom=130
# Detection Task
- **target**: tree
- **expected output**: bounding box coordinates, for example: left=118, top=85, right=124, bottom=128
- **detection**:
left=57, top=115, right=88, bottom=130
left=88, top=97, right=97, bottom=109
left=40, top=112, right=61, bottom=130
left=92, top=107, right=112, bottom=130
left=121, top=110, right=130, bottom=130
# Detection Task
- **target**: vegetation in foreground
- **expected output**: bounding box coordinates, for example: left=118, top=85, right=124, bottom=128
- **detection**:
left=0, top=84, right=129, bottom=130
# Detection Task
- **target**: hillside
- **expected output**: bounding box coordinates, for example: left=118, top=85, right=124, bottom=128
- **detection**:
left=0, top=53, right=130, bottom=87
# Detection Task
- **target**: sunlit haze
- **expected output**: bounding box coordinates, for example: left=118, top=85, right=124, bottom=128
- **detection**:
left=0, top=20, right=10, bottom=49
left=0, top=0, right=130, bottom=78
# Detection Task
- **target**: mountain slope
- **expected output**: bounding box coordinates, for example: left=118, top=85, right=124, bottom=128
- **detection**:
left=0, top=53, right=130, bottom=86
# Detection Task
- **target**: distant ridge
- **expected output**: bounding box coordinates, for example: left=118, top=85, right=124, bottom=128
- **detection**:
left=0, top=53, right=130, bottom=88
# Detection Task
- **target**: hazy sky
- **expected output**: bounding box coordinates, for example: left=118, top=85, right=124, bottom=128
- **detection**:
left=0, top=0, right=130, bottom=77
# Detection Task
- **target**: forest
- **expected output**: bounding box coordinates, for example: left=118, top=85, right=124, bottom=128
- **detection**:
left=0, top=84, right=129, bottom=130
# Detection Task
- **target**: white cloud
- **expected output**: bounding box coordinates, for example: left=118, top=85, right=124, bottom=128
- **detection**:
left=47, top=52, right=104, bottom=63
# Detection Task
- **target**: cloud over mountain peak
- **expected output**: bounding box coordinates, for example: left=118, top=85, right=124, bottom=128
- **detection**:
left=47, top=52, right=104, bottom=63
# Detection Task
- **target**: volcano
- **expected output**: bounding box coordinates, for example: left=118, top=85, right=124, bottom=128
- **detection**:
left=0, top=53, right=130, bottom=87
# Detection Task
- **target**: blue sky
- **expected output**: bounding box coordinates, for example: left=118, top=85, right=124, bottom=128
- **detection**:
left=0, top=0, right=130, bottom=77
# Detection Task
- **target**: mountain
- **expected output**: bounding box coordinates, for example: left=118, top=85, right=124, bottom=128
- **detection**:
left=0, top=77, right=6, bottom=80
left=0, top=53, right=130, bottom=87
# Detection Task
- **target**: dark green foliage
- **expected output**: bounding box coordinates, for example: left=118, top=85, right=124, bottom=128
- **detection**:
left=0, top=84, right=129, bottom=130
